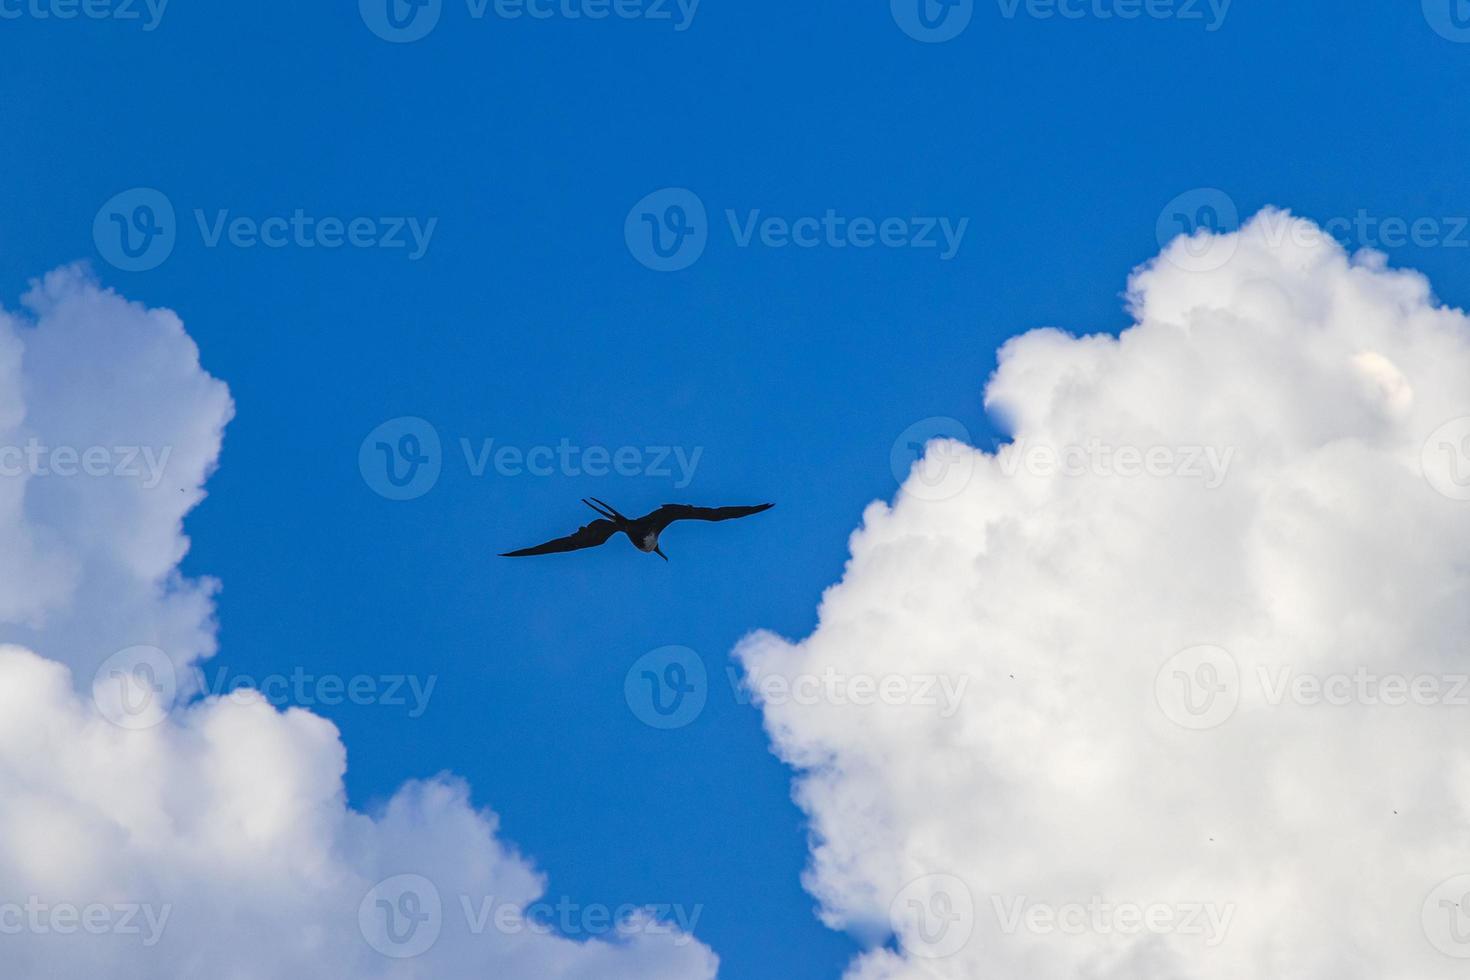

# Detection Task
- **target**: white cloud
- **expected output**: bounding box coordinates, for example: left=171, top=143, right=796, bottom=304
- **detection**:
left=0, top=267, right=717, bottom=979
left=0, top=266, right=230, bottom=677
left=736, top=209, right=1470, bottom=979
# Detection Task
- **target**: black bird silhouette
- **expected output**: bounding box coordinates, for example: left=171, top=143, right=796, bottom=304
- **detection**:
left=501, top=498, right=773, bottom=561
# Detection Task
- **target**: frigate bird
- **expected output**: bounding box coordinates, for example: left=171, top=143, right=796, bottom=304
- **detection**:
left=500, top=498, right=773, bottom=561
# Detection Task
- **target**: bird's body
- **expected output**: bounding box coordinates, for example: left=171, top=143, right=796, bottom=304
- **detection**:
left=501, top=498, right=773, bottom=560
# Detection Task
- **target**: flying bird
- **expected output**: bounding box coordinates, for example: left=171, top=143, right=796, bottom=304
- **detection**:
left=500, top=498, right=773, bottom=561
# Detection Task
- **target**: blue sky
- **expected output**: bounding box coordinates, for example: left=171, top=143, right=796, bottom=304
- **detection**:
left=4, top=2, right=1470, bottom=976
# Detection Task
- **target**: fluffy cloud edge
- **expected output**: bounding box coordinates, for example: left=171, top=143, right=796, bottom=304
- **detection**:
left=736, top=208, right=1470, bottom=979
left=0, top=267, right=719, bottom=979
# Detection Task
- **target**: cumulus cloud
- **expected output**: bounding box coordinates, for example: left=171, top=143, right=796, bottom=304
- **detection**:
left=0, top=267, right=231, bottom=674
left=0, top=268, right=716, bottom=979
left=737, top=209, right=1470, bottom=979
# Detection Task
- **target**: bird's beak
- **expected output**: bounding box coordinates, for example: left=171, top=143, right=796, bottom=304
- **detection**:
left=654, top=546, right=668, bottom=561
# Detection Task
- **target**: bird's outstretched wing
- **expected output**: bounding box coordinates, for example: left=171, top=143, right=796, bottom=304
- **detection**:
left=648, top=502, right=774, bottom=533
left=500, top=519, right=620, bottom=557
